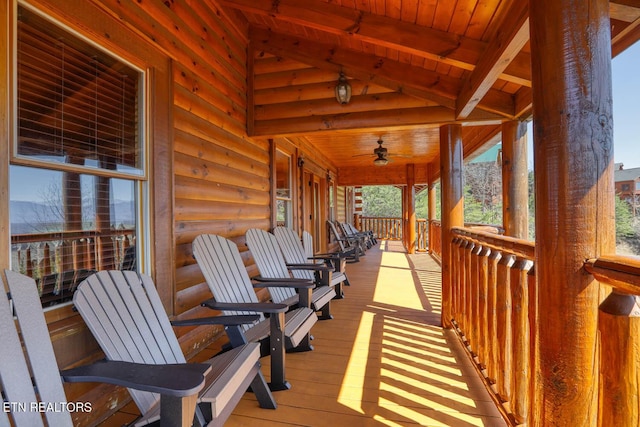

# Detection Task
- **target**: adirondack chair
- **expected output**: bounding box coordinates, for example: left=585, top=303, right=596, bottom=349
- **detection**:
left=273, top=226, right=350, bottom=299
left=343, top=222, right=377, bottom=247
left=246, top=228, right=337, bottom=319
left=327, top=220, right=364, bottom=262
left=192, top=233, right=318, bottom=391
left=339, top=221, right=373, bottom=250
left=0, top=269, right=212, bottom=427
left=73, top=270, right=276, bottom=426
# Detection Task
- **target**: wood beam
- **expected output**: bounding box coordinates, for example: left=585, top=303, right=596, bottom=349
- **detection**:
left=222, top=0, right=532, bottom=86
left=252, top=106, right=503, bottom=136
left=456, top=2, right=529, bottom=119
left=337, top=164, right=427, bottom=186
left=250, top=28, right=515, bottom=117
left=255, top=80, right=391, bottom=105
left=530, top=0, right=615, bottom=424
left=255, top=92, right=438, bottom=121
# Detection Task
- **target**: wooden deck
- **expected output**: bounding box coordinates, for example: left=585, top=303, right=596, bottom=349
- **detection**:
left=100, top=241, right=505, bottom=426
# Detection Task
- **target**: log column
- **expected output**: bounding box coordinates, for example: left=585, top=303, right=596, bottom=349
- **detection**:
left=501, top=120, right=529, bottom=239
left=427, top=163, right=437, bottom=255
left=440, top=124, right=464, bottom=328
left=530, top=0, right=615, bottom=425
left=406, top=164, right=416, bottom=254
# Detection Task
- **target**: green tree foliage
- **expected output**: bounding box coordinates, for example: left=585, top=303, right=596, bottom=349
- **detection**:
left=615, top=194, right=635, bottom=240
left=463, top=162, right=502, bottom=226
left=361, top=186, right=402, bottom=217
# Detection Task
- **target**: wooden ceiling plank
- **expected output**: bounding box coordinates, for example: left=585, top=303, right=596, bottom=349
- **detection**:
left=221, top=0, right=531, bottom=86
left=456, top=1, right=529, bottom=119
left=251, top=28, right=515, bottom=116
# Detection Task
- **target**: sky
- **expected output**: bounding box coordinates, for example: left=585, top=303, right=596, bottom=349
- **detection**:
left=612, top=42, right=640, bottom=169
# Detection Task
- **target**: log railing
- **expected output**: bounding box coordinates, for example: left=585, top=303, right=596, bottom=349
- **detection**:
left=361, top=216, right=403, bottom=240
left=584, top=255, right=640, bottom=426
left=450, top=226, right=535, bottom=425
left=448, top=228, right=640, bottom=426
left=11, top=229, right=136, bottom=307
left=429, top=220, right=442, bottom=259
left=360, top=216, right=429, bottom=251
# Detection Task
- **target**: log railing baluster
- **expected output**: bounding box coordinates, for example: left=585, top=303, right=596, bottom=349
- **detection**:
left=496, top=254, right=515, bottom=406
left=510, top=257, right=534, bottom=425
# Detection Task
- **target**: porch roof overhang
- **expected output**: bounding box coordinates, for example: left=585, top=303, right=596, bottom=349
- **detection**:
left=221, top=0, right=640, bottom=186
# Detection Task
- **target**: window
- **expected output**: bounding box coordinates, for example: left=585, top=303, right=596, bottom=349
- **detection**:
left=622, top=183, right=630, bottom=191
left=10, top=5, right=146, bottom=308
left=275, top=150, right=292, bottom=227
left=636, top=181, right=640, bottom=191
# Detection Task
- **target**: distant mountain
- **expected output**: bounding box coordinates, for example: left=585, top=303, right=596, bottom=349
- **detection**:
left=10, top=200, right=135, bottom=234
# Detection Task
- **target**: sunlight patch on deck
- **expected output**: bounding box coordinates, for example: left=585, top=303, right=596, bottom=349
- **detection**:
left=337, top=310, right=375, bottom=413
left=374, top=251, right=424, bottom=310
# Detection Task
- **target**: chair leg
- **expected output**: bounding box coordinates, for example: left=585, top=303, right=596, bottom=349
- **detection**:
left=268, top=313, right=291, bottom=391
left=250, top=370, right=277, bottom=409
left=318, top=301, right=333, bottom=320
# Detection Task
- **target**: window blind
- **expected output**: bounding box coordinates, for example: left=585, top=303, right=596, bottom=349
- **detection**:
left=16, top=6, right=141, bottom=173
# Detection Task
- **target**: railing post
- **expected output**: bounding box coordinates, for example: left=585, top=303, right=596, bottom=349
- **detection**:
left=598, top=291, right=640, bottom=426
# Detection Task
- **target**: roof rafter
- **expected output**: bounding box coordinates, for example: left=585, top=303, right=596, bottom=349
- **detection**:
left=250, top=28, right=516, bottom=118
left=221, top=0, right=532, bottom=87
left=456, top=1, right=530, bottom=119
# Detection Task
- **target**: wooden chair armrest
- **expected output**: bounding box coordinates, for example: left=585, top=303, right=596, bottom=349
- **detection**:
left=61, top=360, right=210, bottom=397
left=171, top=314, right=260, bottom=327
left=201, top=299, right=288, bottom=314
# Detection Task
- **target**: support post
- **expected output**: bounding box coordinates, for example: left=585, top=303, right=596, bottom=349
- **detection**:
left=427, top=163, right=437, bottom=254
left=406, top=164, right=416, bottom=254
left=440, top=124, right=464, bottom=329
left=530, top=0, right=615, bottom=424
left=501, top=120, right=529, bottom=239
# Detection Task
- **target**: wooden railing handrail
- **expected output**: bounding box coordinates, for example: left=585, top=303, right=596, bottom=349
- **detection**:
left=584, top=255, right=640, bottom=295
left=11, top=228, right=135, bottom=244
left=452, top=226, right=535, bottom=260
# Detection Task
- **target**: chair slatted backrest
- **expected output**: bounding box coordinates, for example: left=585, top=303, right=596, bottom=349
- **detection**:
left=246, top=229, right=307, bottom=301
left=73, top=270, right=186, bottom=414
left=327, top=221, right=346, bottom=251
left=302, top=231, right=314, bottom=260
left=0, top=270, right=73, bottom=427
left=273, top=227, right=317, bottom=281
left=192, top=234, right=266, bottom=331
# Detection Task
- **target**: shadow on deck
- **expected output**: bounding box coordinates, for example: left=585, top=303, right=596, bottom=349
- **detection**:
left=228, top=240, right=505, bottom=427
left=102, top=240, right=505, bottom=426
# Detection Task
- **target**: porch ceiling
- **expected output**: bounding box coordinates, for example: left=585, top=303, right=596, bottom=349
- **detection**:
left=222, top=0, right=640, bottom=182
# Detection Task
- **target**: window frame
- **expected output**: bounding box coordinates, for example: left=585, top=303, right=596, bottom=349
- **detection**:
left=11, top=2, right=148, bottom=181
left=275, top=148, right=293, bottom=228
left=9, top=1, right=152, bottom=309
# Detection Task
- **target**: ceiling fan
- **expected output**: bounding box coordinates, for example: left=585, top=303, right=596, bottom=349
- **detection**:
left=372, top=139, right=389, bottom=166
left=353, top=138, right=393, bottom=166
